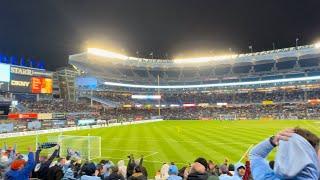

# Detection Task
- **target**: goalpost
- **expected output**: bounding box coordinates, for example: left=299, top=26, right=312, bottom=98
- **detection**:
left=46, top=135, right=101, bottom=160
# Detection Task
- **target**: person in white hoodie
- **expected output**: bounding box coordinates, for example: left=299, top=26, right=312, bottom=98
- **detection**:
left=117, top=160, right=127, bottom=179
left=160, top=163, right=170, bottom=179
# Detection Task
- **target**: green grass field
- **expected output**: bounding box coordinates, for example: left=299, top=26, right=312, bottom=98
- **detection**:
left=1, top=120, right=319, bottom=176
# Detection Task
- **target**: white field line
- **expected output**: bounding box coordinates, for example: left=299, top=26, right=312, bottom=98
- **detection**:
left=143, top=151, right=159, bottom=158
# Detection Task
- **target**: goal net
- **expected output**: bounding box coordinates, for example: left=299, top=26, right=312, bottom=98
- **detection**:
left=46, top=135, right=101, bottom=160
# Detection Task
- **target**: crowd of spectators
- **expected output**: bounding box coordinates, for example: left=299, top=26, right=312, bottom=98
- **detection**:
left=11, top=99, right=320, bottom=122
left=19, top=99, right=99, bottom=113
left=89, top=88, right=320, bottom=105
left=0, top=127, right=319, bottom=180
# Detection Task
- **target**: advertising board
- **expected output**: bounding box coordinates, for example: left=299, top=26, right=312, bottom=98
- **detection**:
left=9, top=74, right=31, bottom=93
left=31, top=77, right=53, bottom=94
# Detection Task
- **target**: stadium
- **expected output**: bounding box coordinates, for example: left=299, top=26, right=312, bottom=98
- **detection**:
left=0, top=1, right=320, bottom=180
left=0, top=42, right=319, bottom=179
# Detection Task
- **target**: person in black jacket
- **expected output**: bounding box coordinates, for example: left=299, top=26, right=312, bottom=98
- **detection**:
left=126, top=154, right=135, bottom=178
left=33, top=144, right=60, bottom=180
left=105, top=166, right=125, bottom=180
left=128, top=166, right=147, bottom=180
left=126, top=154, right=148, bottom=179
left=47, top=158, right=65, bottom=180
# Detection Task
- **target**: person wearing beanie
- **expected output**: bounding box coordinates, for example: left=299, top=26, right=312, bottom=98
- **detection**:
left=249, top=128, right=320, bottom=180
left=5, top=147, right=35, bottom=180
left=167, top=165, right=182, bottom=180
left=227, top=164, right=234, bottom=176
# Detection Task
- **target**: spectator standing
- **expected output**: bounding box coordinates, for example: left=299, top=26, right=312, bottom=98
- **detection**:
left=5, top=147, right=35, bottom=180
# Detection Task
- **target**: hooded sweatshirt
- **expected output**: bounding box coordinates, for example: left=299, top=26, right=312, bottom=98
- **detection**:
left=117, top=160, right=127, bottom=178
left=249, top=133, right=320, bottom=180
left=232, top=162, right=245, bottom=180
left=160, top=163, right=169, bottom=179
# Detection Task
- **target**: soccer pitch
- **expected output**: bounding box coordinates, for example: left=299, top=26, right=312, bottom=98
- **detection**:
left=2, top=120, right=320, bottom=176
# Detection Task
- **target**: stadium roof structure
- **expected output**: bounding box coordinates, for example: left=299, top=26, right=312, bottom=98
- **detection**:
left=69, top=43, right=320, bottom=90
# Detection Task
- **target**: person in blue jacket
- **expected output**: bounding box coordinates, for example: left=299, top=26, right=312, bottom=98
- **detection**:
left=5, top=147, right=35, bottom=180
left=249, top=127, right=320, bottom=180
left=232, top=162, right=245, bottom=180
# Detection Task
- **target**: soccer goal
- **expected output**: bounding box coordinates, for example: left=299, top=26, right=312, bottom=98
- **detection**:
left=46, top=135, right=101, bottom=160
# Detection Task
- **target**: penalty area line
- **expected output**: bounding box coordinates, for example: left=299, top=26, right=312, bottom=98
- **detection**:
left=143, top=151, right=159, bottom=159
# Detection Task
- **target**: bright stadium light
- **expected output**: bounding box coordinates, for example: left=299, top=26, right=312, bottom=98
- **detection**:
left=87, top=48, right=128, bottom=60
left=104, top=75, right=320, bottom=89
left=174, top=54, right=238, bottom=63
left=315, top=42, right=320, bottom=49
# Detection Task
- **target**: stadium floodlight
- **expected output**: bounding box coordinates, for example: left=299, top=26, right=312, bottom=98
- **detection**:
left=87, top=48, right=128, bottom=60
left=104, top=75, right=320, bottom=89
left=315, top=42, right=320, bottom=49
left=174, top=54, right=238, bottom=64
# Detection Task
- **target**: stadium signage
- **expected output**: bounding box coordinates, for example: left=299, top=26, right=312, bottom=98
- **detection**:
left=10, top=66, right=52, bottom=77
left=11, top=80, right=30, bottom=87
left=38, top=113, right=53, bottom=120
left=10, top=67, right=33, bottom=76
left=8, top=113, right=38, bottom=119
left=138, top=59, right=173, bottom=64
left=0, top=53, right=45, bottom=69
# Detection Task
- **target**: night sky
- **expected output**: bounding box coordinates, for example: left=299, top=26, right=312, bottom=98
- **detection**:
left=0, top=0, right=320, bottom=70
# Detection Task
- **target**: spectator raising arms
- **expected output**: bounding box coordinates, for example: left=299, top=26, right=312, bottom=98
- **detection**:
left=249, top=127, right=320, bottom=180
left=5, top=147, right=35, bottom=180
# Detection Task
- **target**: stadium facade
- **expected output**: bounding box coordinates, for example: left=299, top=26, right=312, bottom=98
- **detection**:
left=70, top=43, right=320, bottom=91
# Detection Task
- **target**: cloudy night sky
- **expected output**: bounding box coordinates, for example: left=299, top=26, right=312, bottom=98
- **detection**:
left=0, top=0, right=320, bottom=70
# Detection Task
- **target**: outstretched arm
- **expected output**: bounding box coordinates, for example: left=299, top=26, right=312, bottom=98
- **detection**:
left=35, top=148, right=41, bottom=164
left=139, top=155, right=144, bottom=167
left=249, top=128, right=294, bottom=180
left=21, top=147, right=36, bottom=176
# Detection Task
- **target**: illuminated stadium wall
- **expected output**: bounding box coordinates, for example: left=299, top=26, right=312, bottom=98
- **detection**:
left=69, top=43, right=320, bottom=92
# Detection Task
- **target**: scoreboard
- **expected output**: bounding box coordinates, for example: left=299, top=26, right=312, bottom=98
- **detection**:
left=0, top=63, right=53, bottom=94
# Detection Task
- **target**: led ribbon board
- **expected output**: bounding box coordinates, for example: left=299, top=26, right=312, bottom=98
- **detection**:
left=105, top=76, right=320, bottom=89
